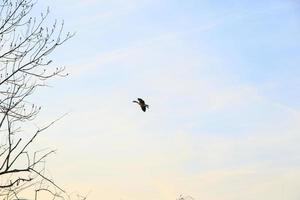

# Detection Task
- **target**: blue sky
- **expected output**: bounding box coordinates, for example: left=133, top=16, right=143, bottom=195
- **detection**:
left=27, top=0, right=300, bottom=200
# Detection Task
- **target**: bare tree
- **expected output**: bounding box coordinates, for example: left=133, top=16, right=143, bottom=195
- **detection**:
left=0, top=0, right=75, bottom=199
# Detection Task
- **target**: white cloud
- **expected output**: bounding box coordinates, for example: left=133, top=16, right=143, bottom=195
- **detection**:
left=27, top=1, right=300, bottom=199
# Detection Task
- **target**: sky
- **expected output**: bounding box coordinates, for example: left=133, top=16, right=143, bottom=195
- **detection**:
left=23, top=0, right=300, bottom=199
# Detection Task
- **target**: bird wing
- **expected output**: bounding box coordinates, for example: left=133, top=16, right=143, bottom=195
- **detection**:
left=141, top=105, right=146, bottom=112
left=137, top=98, right=145, bottom=104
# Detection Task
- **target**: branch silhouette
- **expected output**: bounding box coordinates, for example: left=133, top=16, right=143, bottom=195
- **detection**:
left=0, top=0, right=79, bottom=199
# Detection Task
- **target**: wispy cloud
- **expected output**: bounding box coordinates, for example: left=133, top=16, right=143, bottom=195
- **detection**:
left=30, top=0, right=300, bottom=199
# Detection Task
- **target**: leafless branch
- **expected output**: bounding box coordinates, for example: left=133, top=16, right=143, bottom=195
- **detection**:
left=0, top=0, right=76, bottom=199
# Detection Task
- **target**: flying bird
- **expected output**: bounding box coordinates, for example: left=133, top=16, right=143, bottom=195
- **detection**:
left=133, top=98, right=149, bottom=112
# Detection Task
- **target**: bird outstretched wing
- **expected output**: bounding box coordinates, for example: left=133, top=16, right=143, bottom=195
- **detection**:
left=137, top=98, right=145, bottom=104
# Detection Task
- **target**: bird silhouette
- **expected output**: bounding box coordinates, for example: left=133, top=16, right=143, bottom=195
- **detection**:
left=133, top=98, right=149, bottom=112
